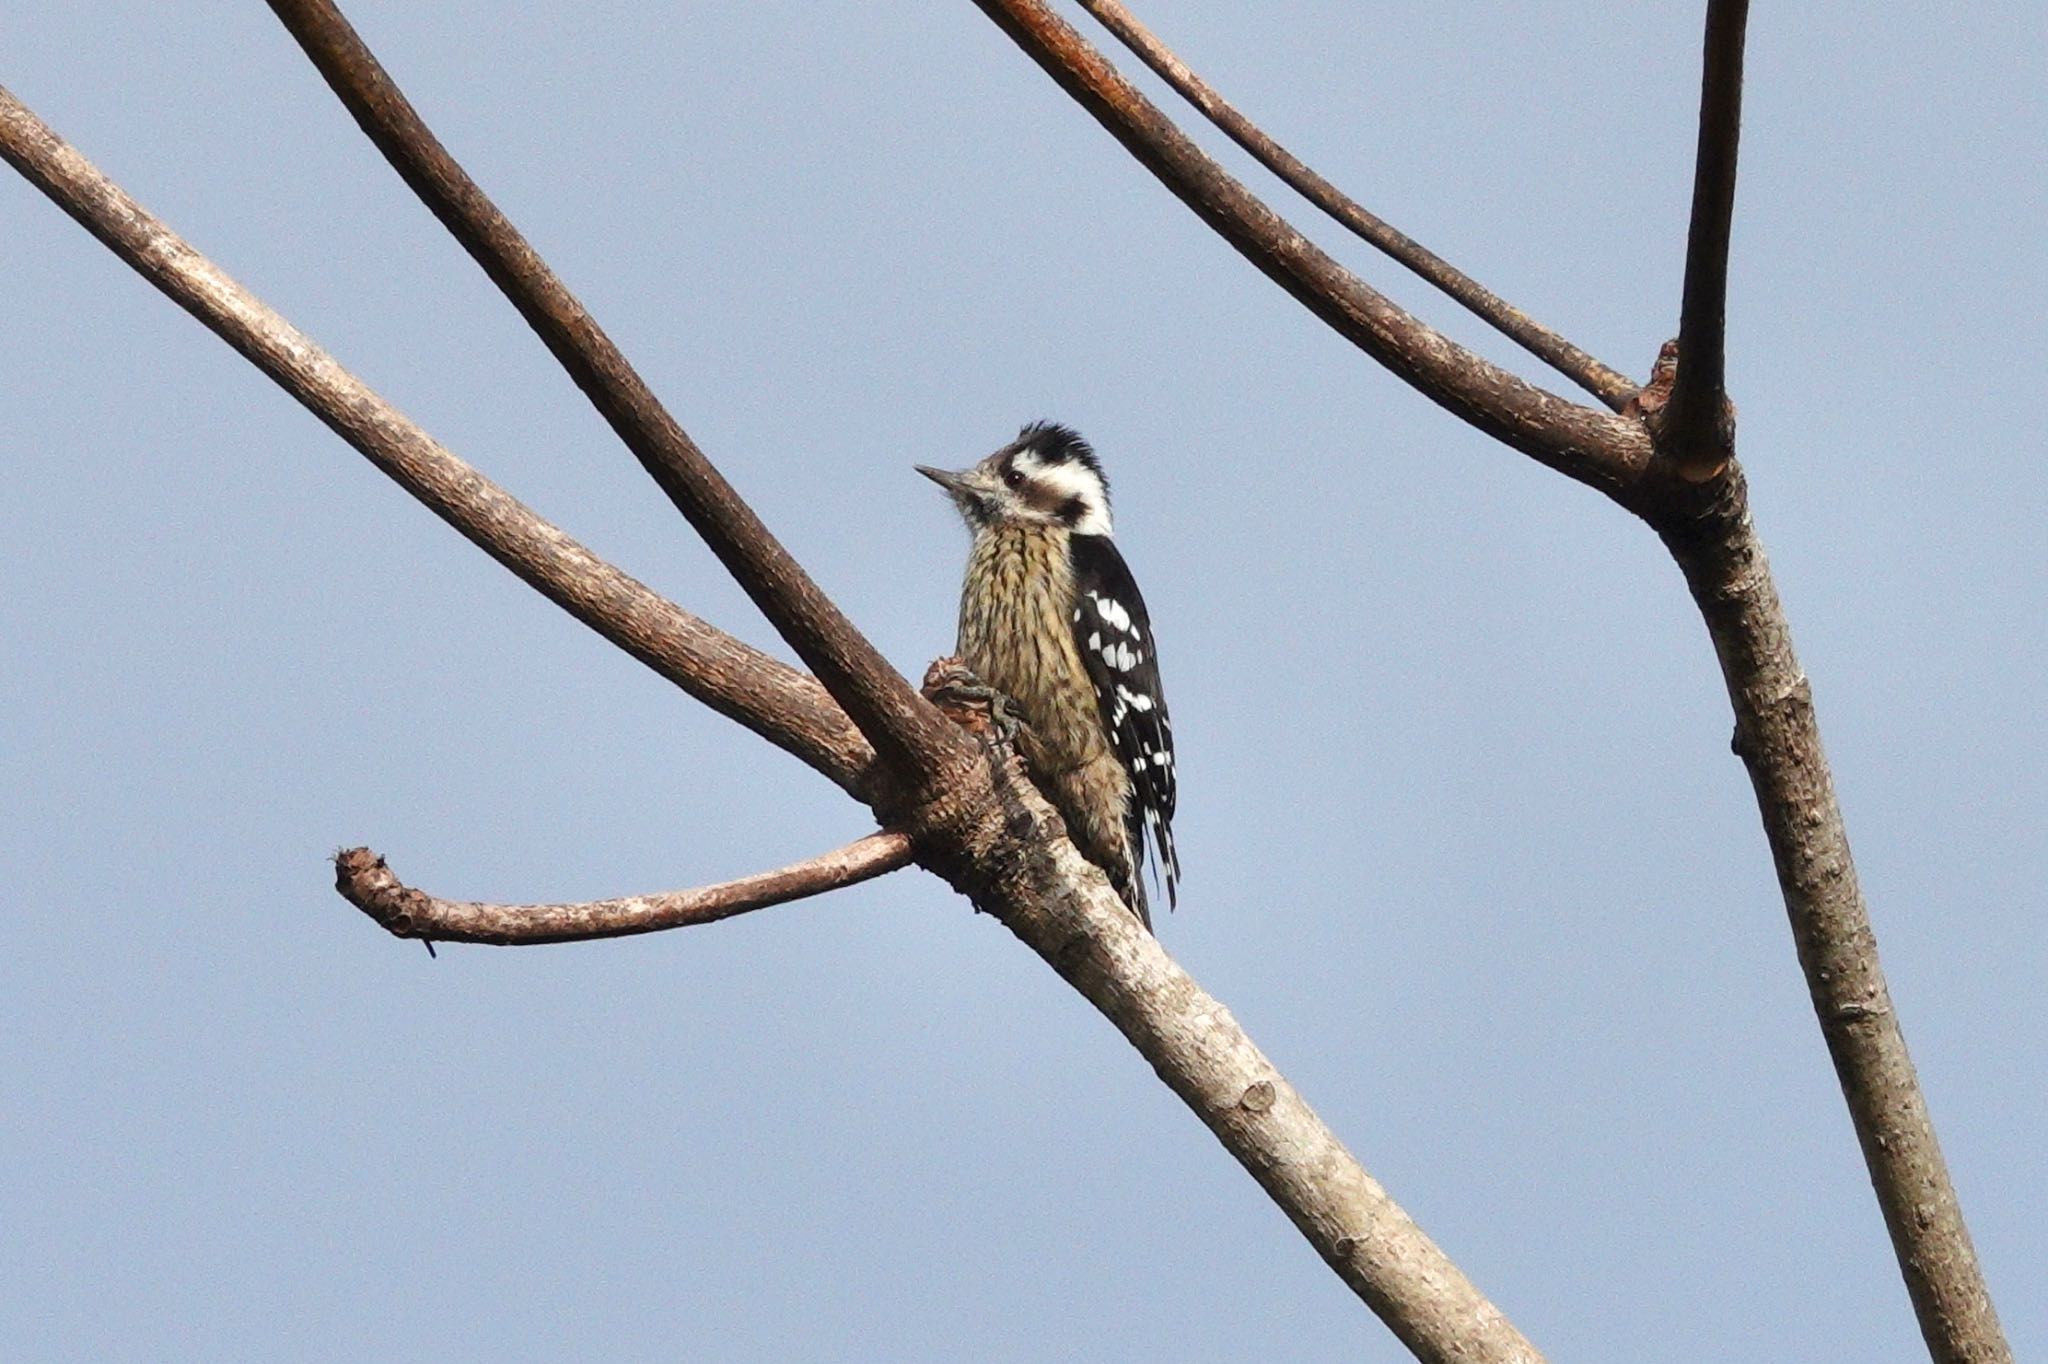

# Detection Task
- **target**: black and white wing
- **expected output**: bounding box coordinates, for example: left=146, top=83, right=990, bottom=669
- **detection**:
left=1068, top=532, right=1180, bottom=914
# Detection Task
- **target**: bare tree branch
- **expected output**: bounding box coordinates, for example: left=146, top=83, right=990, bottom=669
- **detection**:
left=1647, top=14, right=2006, bottom=1355
left=1077, top=0, right=1638, bottom=412
left=1654, top=0, right=1747, bottom=481
left=335, top=833, right=913, bottom=945
left=263, top=0, right=972, bottom=792
left=1658, top=475, right=2012, bottom=1364
left=8, top=7, right=2010, bottom=1359
left=905, top=694, right=1548, bottom=1364
left=972, top=0, right=1651, bottom=497
left=1003, top=876, right=1546, bottom=1364
left=975, top=7, right=2011, bottom=1361
left=0, top=84, right=874, bottom=796
left=3, top=84, right=1545, bottom=1360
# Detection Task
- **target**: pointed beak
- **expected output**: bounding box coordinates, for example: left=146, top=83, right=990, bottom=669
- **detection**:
left=916, top=464, right=968, bottom=494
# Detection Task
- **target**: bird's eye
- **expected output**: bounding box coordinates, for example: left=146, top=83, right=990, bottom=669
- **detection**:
left=1002, top=466, right=1025, bottom=489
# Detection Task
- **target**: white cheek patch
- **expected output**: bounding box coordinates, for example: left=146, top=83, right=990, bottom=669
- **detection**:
left=1026, top=458, right=1113, bottom=536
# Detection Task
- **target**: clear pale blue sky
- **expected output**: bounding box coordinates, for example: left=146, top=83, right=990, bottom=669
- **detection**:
left=4, top=4, right=2042, bottom=1360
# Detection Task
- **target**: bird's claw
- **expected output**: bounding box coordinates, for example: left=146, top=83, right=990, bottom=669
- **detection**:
left=922, top=657, right=1027, bottom=747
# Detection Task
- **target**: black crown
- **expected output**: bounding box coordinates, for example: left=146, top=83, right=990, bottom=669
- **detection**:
left=1017, top=420, right=1107, bottom=487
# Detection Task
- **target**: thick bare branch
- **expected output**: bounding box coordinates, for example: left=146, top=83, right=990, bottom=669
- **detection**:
left=0, top=85, right=874, bottom=795
left=1655, top=0, right=1747, bottom=481
left=264, top=0, right=972, bottom=790
left=10, top=12, right=2004, bottom=1361
left=981, top=8, right=2007, bottom=1354
left=901, top=711, right=1545, bottom=1364
left=973, top=0, right=1651, bottom=497
left=1634, top=11, right=2006, bottom=1351
left=335, top=833, right=913, bottom=945
left=1078, top=0, right=1638, bottom=412
left=1657, top=475, right=2011, bottom=1364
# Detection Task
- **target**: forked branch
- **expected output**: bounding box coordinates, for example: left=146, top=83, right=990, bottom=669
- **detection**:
left=264, top=0, right=971, bottom=791
left=1655, top=15, right=2005, bottom=1351
left=335, top=833, right=913, bottom=945
left=7, top=2, right=2011, bottom=1358
left=1, top=78, right=1546, bottom=1362
left=976, top=5, right=2009, bottom=1362
left=1077, top=0, right=1638, bottom=411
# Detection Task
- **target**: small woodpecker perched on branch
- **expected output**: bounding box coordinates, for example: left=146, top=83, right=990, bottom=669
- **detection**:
left=920, top=422, right=1180, bottom=927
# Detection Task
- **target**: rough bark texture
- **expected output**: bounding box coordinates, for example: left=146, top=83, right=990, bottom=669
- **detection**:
left=905, top=690, right=1548, bottom=1364
left=1653, top=472, right=2009, bottom=1364
left=999, top=861, right=1545, bottom=1364
left=6, top=0, right=2013, bottom=1355
left=335, top=833, right=913, bottom=945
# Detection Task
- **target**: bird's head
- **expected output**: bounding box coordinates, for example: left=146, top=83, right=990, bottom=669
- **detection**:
left=918, top=421, right=1113, bottom=538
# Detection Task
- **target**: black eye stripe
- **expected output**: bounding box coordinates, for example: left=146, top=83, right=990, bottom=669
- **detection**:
left=1059, top=494, right=1086, bottom=524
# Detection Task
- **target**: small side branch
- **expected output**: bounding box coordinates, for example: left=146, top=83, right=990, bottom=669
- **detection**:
left=972, top=0, right=1651, bottom=496
left=335, top=833, right=913, bottom=945
left=266, top=0, right=971, bottom=789
left=1078, top=0, right=1637, bottom=411
left=0, top=85, right=875, bottom=795
left=1655, top=0, right=1748, bottom=480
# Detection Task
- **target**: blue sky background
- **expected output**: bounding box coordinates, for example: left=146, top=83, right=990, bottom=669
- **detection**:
left=4, top=3, right=2042, bottom=1360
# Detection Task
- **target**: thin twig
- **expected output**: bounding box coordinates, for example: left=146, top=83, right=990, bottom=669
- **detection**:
left=1077, top=0, right=1637, bottom=411
left=0, top=85, right=875, bottom=795
left=265, top=0, right=971, bottom=790
left=335, top=832, right=913, bottom=944
left=971, top=0, right=1649, bottom=497
left=1656, top=0, right=1747, bottom=480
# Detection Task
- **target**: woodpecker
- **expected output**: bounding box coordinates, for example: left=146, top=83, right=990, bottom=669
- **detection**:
left=918, top=422, right=1179, bottom=927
